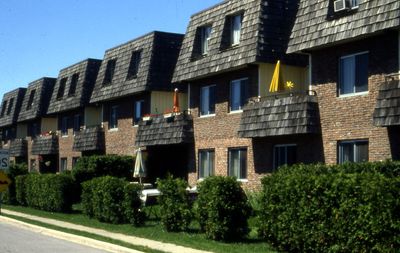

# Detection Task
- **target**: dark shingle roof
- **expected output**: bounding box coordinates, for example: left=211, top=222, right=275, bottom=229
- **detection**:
left=172, top=0, right=306, bottom=82
left=238, top=93, right=320, bottom=138
left=17, top=77, right=56, bottom=123
left=90, top=31, right=184, bottom=103
left=47, top=59, right=101, bottom=114
left=135, top=113, right=194, bottom=146
left=0, top=88, right=26, bottom=127
left=31, top=135, right=59, bottom=155
left=373, top=74, right=400, bottom=127
left=287, top=0, right=400, bottom=53
left=9, top=139, right=28, bottom=157
left=73, top=126, right=105, bottom=151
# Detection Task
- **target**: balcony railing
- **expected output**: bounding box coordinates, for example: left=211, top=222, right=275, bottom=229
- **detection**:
left=31, top=135, right=59, bottom=155
left=73, top=126, right=105, bottom=151
left=9, top=138, right=28, bottom=157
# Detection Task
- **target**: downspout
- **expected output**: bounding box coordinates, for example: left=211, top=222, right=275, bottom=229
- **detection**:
left=188, top=83, right=191, bottom=115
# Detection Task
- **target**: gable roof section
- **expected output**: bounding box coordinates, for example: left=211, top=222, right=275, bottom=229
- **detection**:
left=172, top=0, right=306, bottom=82
left=0, top=88, right=26, bottom=127
left=287, top=0, right=400, bottom=53
left=17, top=77, right=56, bottom=123
left=47, top=58, right=102, bottom=114
left=90, top=31, right=184, bottom=103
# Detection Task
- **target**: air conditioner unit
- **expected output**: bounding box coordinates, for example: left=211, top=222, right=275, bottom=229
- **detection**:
left=334, top=0, right=350, bottom=12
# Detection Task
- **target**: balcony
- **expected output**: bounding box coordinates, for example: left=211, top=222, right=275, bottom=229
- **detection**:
left=31, top=134, right=59, bottom=155
left=373, top=74, right=400, bottom=127
left=238, top=91, right=321, bottom=138
left=9, top=139, right=28, bottom=157
left=73, top=126, right=105, bottom=152
left=135, top=112, right=194, bottom=147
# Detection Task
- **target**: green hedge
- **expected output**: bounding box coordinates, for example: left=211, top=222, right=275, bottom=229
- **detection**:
left=196, top=176, right=251, bottom=241
left=258, top=162, right=400, bottom=252
left=15, top=173, right=75, bottom=212
left=72, top=155, right=134, bottom=184
left=157, top=175, right=192, bottom=232
left=3, top=163, right=28, bottom=204
left=82, top=176, right=144, bottom=225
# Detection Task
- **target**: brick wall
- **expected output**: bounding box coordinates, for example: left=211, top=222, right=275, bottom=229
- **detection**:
left=312, top=31, right=399, bottom=164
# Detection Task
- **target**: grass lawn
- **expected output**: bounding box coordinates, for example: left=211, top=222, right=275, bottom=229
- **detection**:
left=2, top=204, right=277, bottom=253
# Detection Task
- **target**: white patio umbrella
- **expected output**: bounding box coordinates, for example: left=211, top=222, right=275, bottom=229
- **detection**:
left=133, top=148, right=146, bottom=184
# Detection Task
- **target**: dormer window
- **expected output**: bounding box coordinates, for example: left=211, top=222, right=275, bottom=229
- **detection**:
left=231, top=14, right=242, bottom=46
left=127, top=51, right=141, bottom=80
left=201, top=26, right=212, bottom=55
left=220, top=12, right=244, bottom=50
left=1, top=100, right=7, bottom=117
left=103, top=59, right=116, bottom=85
left=7, top=98, right=14, bottom=115
left=57, top=78, right=67, bottom=99
left=26, top=89, right=36, bottom=110
left=68, top=73, right=79, bottom=96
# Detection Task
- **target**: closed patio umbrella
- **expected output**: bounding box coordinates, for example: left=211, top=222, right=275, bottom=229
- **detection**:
left=134, top=148, right=146, bottom=184
left=173, top=88, right=180, bottom=113
left=269, top=60, right=284, bottom=93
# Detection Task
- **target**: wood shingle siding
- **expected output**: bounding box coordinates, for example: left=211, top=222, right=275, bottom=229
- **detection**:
left=0, top=88, right=26, bottom=127
left=135, top=113, right=194, bottom=146
left=31, top=135, right=59, bottom=155
left=172, top=0, right=307, bottom=83
left=238, top=93, right=321, bottom=138
left=9, top=139, right=28, bottom=157
left=47, top=59, right=102, bottom=114
left=373, top=74, right=400, bottom=127
left=90, top=31, right=184, bottom=103
left=287, top=0, right=400, bottom=53
left=17, top=78, right=56, bottom=123
left=73, top=126, right=105, bottom=151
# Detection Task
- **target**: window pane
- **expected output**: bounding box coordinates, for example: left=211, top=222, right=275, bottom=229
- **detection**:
left=232, top=15, right=241, bottom=45
left=229, top=150, right=240, bottom=177
left=240, top=149, right=247, bottom=179
left=209, top=85, right=216, bottom=114
left=339, top=142, right=354, bottom=163
left=199, top=150, right=214, bottom=178
left=209, top=151, right=215, bottom=176
left=286, top=146, right=297, bottom=166
left=355, top=142, right=369, bottom=162
left=340, top=57, right=355, bottom=95
left=231, top=81, right=241, bottom=111
left=355, top=53, right=368, bottom=92
left=201, top=26, right=212, bottom=55
left=200, top=86, right=209, bottom=115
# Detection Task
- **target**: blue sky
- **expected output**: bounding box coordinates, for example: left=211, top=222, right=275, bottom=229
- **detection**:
left=0, top=0, right=221, bottom=99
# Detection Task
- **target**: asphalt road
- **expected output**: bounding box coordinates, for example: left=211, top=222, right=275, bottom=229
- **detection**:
left=0, top=222, right=110, bottom=253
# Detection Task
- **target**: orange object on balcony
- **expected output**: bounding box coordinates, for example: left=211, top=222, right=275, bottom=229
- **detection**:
left=173, top=88, right=180, bottom=113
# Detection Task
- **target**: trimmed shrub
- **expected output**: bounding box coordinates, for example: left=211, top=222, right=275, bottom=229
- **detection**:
left=195, top=176, right=251, bottom=241
left=123, top=183, right=145, bottom=226
left=157, top=175, right=192, bottom=232
left=16, top=173, right=75, bottom=212
left=258, top=162, right=400, bottom=252
left=3, top=163, right=28, bottom=204
left=72, top=155, right=134, bottom=184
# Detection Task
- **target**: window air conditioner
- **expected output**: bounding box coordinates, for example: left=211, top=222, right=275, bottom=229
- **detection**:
left=334, top=0, right=350, bottom=12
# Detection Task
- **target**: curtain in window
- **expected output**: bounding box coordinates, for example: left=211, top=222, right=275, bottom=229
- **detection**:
left=232, top=15, right=241, bottom=45
left=201, top=26, right=212, bottom=55
left=199, top=151, right=214, bottom=178
left=355, top=142, right=368, bottom=162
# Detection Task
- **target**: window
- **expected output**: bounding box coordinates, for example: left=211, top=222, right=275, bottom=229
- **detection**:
left=57, top=78, right=67, bottom=99
left=26, top=89, right=36, bottom=110
left=28, top=122, right=39, bottom=137
left=200, top=85, right=216, bottom=116
left=231, top=14, right=242, bottom=45
left=127, top=51, right=141, bottom=79
left=228, top=148, right=247, bottom=179
left=68, top=73, right=79, bottom=96
left=72, top=157, right=79, bottom=168
left=230, top=78, right=248, bottom=112
left=73, top=114, right=81, bottom=134
left=134, top=100, right=145, bottom=125
left=339, top=52, right=368, bottom=95
left=0, top=100, right=7, bottom=117
left=350, top=0, right=359, bottom=8
left=109, top=105, right=118, bottom=129
left=274, top=144, right=297, bottom=170
left=7, top=98, right=14, bottom=115
left=338, top=140, right=368, bottom=164
left=199, top=150, right=215, bottom=179
left=60, top=158, right=67, bottom=172
left=103, top=59, right=116, bottom=85
left=61, top=116, right=69, bottom=136
left=201, top=26, right=212, bottom=55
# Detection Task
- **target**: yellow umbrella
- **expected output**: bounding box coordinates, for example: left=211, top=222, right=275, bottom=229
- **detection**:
left=269, top=60, right=284, bottom=93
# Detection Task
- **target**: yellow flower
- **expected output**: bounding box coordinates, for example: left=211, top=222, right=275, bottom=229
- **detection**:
left=286, top=81, right=295, bottom=89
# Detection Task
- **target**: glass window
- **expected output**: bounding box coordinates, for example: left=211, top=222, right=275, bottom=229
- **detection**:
left=228, top=148, right=247, bottom=179
left=73, top=114, right=81, bottom=134
left=230, top=78, right=248, bottom=111
left=28, top=122, right=39, bottom=137
left=60, top=158, right=67, bottom=172
left=200, top=85, right=216, bottom=116
left=201, top=26, right=212, bottom=55
left=68, top=73, right=79, bottom=96
left=26, top=89, right=36, bottom=110
left=57, top=78, right=67, bottom=99
left=134, top=100, right=145, bottom=125
left=338, top=140, right=368, bottom=164
left=339, top=52, right=368, bottom=95
left=61, top=116, right=69, bottom=136
left=6, top=98, right=14, bottom=115
left=103, top=59, right=116, bottom=85
left=351, top=0, right=359, bottom=7
left=109, top=105, right=118, bottom=129
left=127, top=51, right=141, bottom=79
left=231, top=14, right=242, bottom=45
left=274, top=144, right=297, bottom=170
left=199, top=150, right=215, bottom=179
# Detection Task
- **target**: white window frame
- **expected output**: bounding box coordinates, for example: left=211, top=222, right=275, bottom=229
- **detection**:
left=338, top=140, right=369, bottom=164
left=200, top=85, right=216, bottom=117
left=273, top=144, right=297, bottom=170
left=60, top=158, right=67, bottom=172
left=109, top=105, right=118, bottom=130
left=198, top=149, right=215, bottom=179
left=61, top=116, right=68, bottom=137
left=230, top=78, right=248, bottom=112
left=350, top=0, right=359, bottom=9
left=231, top=14, right=242, bottom=46
left=228, top=148, right=247, bottom=180
left=339, top=51, right=369, bottom=97
left=201, top=26, right=212, bottom=55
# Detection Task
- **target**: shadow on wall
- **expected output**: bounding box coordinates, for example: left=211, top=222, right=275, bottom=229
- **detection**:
left=388, top=126, right=400, bottom=160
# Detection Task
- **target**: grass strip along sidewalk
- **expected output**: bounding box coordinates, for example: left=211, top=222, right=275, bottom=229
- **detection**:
left=2, top=205, right=276, bottom=253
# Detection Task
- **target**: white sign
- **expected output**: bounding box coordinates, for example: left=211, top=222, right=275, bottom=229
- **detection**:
left=0, top=149, right=9, bottom=170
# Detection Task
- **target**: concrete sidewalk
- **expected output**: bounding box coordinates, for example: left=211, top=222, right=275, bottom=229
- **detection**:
left=1, top=209, right=213, bottom=253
